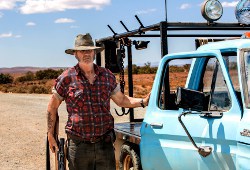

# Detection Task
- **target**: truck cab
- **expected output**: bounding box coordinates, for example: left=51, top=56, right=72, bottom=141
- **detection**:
left=140, top=38, right=250, bottom=170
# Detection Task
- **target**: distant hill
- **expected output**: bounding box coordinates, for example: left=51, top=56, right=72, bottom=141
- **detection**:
left=0, top=67, right=67, bottom=74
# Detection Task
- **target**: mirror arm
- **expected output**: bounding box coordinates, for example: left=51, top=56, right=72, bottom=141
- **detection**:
left=178, top=111, right=212, bottom=157
left=178, top=111, right=199, bottom=149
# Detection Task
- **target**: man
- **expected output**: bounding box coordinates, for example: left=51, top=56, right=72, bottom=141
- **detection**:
left=47, top=33, right=150, bottom=170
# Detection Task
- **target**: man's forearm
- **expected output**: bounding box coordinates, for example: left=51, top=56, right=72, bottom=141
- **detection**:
left=47, top=94, right=62, bottom=135
left=111, top=91, right=150, bottom=108
left=47, top=110, right=57, bottom=135
left=120, top=95, right=144, bottom=108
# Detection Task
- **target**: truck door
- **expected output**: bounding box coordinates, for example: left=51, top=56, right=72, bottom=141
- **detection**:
left=236, top=49, right=250, bottom=169
left=140, top=50, right=242, bottom=170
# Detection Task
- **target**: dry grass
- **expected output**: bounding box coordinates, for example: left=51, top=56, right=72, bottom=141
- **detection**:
left=119, top=74, right=155, bottom=98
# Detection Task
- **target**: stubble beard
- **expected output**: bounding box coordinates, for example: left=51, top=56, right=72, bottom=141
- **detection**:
left=79, top=54, right=94, bottom=64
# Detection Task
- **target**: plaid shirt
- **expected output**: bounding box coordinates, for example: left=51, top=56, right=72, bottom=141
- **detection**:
left=54, top=64, right=117, bottom=139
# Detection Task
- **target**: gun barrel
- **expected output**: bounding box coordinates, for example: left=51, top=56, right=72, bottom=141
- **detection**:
left=57, top=138, right=65, bottom=170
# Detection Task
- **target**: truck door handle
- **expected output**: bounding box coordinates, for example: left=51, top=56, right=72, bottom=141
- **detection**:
left=150, top=123, right=163, bottom=128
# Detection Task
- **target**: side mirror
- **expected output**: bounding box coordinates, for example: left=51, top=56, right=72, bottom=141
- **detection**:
left=176, top=87, right=212, bottom=157
left=176, top=87, right=205, bottom=112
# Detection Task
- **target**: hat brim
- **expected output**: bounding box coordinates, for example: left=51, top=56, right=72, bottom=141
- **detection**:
left=65, top=46, right=104, bottom=55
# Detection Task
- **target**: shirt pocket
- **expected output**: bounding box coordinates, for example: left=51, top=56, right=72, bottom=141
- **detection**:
left=67, top=88, right=84, bottom=104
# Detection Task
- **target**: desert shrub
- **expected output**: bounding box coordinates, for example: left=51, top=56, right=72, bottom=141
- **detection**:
left=132, top=64, right=140, bottom=74
left=15, top=71, right=35, bottom=82
left=0, top=85, right=8, bottom=92
left=28, top=85, right=50, bottom=94
left=36, top=69, right=63, bottom=80
left=0, top=73, right=13, bottom=84
left=125, top=62, right=157, bottom=74
left=14, top=86, right=28, bottom=93
left=169, top=65, right=185, bottom=73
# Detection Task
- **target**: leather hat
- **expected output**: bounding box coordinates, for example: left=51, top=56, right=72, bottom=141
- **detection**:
left=65, top=33, right=103, bottom=55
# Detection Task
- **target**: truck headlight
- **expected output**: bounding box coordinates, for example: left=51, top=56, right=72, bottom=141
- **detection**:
left=201, top=0, right=223, bottom=23
left=235, top=0, right=250, bottom=25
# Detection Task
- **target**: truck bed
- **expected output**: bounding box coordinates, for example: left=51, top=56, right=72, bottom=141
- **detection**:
left=114, top=122, right=142, bottom=145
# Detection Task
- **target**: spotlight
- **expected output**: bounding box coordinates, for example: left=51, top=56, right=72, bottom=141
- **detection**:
left=241, top=32, right=250, bottom=38
left=133, top=40, right=150, bottom=50
left=201, top=0, right=223, bottom=23
left=235, top=0, right=250, bottom=25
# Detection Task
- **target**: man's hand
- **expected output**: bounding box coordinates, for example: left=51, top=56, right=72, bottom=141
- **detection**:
left=143, top=92, right=151, bottom=106
left=47, top=132, right=59, bottom=153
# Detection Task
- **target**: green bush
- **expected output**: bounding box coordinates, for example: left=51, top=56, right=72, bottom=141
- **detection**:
left=125, top=62, right=158, bottom=74
left=0, top=73, right=13, bottom=84
left=15, top=71, right=35, bottom=82
left=36, top=69, right=63, bottom=80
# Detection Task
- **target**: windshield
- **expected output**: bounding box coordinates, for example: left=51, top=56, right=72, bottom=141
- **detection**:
left=242, top=50, right=250, bottom=108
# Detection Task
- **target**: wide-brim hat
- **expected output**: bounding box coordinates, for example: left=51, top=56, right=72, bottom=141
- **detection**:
left=65, top=33, right=103, bottom=55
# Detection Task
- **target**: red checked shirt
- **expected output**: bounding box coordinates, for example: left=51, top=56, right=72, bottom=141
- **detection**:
left=54, top=64, right=117, bottom=139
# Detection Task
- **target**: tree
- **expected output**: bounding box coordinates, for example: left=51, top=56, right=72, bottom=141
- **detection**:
left=0, top=73, right=14, bottom=84
left=132, top=64, right=140, bottom=74
left=139, top=62, right=152, bottom=74
left=15, top=71, right=35, bottom=82
left=36, top=69, right=63, bottom=80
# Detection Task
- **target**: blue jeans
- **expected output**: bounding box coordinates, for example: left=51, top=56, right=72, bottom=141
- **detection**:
left=67, top=138, right=116, bottom=170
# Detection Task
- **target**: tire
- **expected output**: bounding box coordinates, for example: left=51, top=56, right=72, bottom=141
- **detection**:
left=119, top=142, right=142, bottom=170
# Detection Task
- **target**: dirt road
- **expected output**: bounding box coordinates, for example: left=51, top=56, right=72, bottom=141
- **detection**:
left=0, top=93, right=145, bottom=170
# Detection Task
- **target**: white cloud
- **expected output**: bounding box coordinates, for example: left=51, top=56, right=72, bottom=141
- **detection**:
left=180, top=3, right=191, bottom=10
left=0, top=0, right=18, bottom=10
left=136, top=8, right=157, bottom=15
left=55, top=18, right=75, bottom=24
left=0, top=32, right=13, bottom=38
left=19, top=0, right=111, bottom=14
left=0, top=32, right=22, bottom=38
left=26, top=22, right=36, bottom=26
left=221, top=1, right=238, bottom=8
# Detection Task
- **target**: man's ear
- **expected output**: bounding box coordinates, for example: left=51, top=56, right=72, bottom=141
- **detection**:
left=75, top=55, right=80, bottom=62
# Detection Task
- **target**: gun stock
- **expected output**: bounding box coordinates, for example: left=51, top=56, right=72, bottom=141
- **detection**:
left=46, top=113, right=66, bottom=170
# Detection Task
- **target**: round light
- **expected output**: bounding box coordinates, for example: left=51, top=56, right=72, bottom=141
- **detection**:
left=201, top=0, right=223, bottom=22
left=241, top=32, right=250, bottom=39
left=235, top=0, right=250, bottom=25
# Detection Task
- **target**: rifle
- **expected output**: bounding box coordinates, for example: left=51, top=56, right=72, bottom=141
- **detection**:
left=57, top=138, right=66, bottom=170
left=46, top=113, right=66, bottom=170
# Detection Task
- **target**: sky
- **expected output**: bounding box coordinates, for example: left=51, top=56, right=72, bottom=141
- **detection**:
left=0, top=0, right=243, bottom=68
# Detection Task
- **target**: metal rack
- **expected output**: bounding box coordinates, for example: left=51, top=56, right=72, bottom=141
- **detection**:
left=96, top=15, right=250, bottom=122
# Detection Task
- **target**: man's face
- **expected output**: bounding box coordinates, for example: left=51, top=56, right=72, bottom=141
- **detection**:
left=75, top=50, right=95, bottom=64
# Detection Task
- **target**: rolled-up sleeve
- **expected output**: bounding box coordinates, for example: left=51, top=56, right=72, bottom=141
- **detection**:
left=52, top=74, right=68, bottom=101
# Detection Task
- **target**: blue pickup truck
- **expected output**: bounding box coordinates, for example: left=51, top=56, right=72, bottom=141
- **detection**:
left=95, top=1, right=250, bottom=169
left=111, top=35, right=250, bottom=170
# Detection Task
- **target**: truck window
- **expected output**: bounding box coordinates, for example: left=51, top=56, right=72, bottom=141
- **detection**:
left=203, top=57, right=231, bottom=111
left=222, top=52, right=239, bottom=92
left=159, top=58, right=192, bottom=110
left=242, top=51, right=250, bottom=108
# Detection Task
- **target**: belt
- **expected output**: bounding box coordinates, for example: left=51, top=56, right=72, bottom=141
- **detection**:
left=67, top=134, right=110, bottom=144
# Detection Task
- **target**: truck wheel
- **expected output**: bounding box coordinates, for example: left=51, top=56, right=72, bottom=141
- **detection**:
left=119, top=143, right=141, bottom=170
